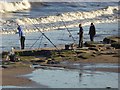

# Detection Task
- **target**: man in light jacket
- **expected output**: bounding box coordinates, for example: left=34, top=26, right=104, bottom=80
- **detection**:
left=17, top=24, right=25, bottom=49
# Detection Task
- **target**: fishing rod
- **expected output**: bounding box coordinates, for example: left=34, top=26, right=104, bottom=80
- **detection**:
left=57, top=12, right=76, bottom=44
left=28, top=19, right=59, bottom=51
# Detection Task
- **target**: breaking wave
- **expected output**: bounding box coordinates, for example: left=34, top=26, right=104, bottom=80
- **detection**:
left=0, top=0, right=31, bottom=13
left=1, top=6, right=118, bottom=34
left=16, top=6, right=118, bottom=24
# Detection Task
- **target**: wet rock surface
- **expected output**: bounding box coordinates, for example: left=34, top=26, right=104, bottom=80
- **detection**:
left=103, top=36, right=120, bottom=49
left=103, top=36, right=119, bottom=44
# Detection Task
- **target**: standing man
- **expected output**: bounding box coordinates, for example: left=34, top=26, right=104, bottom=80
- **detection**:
left=78, top=23, right=83, bottom=48
left=89, top=23, right=96, bottom=41
left=17, top=24, right=25, bottom=49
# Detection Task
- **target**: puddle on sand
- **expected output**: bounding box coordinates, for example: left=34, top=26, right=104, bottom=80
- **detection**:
left=25, top=68, right=118, bottom=88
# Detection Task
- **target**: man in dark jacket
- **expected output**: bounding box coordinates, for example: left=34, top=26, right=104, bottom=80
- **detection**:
left=78, top=24, right=83, bottom=48
left=89, top=23, right=96, bottom=41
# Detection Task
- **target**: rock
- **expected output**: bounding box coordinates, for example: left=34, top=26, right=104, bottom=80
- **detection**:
left=78, top=53, right=92, bottom=59
left=2, top=65, right=8, bottom=69
left=15, top=50, right=52, bottom=57
left=106, top=46, right=115, bottom=50
left=88, top=47, right=100, bottom=51
left=106, top=87, right=111, bottom=89
left=59, top=54, right=65, bottom=57
left=100, top=51, right=117, bottom=55
left=75, top=50, right=90, bottom=54
left=35, top=60, right=45, bottom=63
left=98, top=47, right=106, bottom=51
left=93, top=51, right=97, bottom=54
left=97, top=44, right=105, bottom=47
left=49, top=60, right=59, bottom=64
left=111, top=42, right=120, bottom=49
left=91, top=54, right=97, bottom=57
left=45, top=59, right=60, bottom=64
left=84, top=41, right=97, bottom=47
left=103, top=36, right=120, bottom=44
left=84, top=41, right=103, bottom=47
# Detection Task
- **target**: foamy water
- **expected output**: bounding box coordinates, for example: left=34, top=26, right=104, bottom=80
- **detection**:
left=0, top=0, right=31, bottom=13
left=0, top=5, right=118, bottom=34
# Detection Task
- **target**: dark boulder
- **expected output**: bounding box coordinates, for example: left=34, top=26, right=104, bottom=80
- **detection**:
left=103, top=36, right=120, bottom=44
left=84, top=41, right=101, bottom=47
left=111, top=42, right=120, bottom=49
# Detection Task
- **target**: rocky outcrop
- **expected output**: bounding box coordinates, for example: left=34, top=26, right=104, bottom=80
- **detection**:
left=84, top=41, right=104, bottom=47
left=111, top=42, right=120, bottom=49
left=103, top=36, right=120, bottom=49
left=103, top=36, right=119, bottom=44
left=84, top=36, right=120, bottom=49
left=78, top=53, right=92, bottom=59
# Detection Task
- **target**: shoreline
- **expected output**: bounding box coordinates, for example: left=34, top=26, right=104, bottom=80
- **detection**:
left=1, top=58, right=119, bottom=87
left=2, top=67, right=34, bottom=86
left=1, top=63, right=119, bottom=87
left=2, top=67, right=48, bottom=88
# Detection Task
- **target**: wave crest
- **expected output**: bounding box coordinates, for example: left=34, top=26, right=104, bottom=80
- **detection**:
left=0, top=0, right=31, bottom=13
left=1, top=6, right=118, bottom=34
left=16, top=6, right=118, bottom=25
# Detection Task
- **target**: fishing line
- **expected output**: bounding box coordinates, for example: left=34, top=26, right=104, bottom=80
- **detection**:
left=29, top=34, right=43, bottom=49
left=28, top=19, right=59, bottom=51
left=57, top=13, right=76, bottom=44
left=28, top=26, right=44, bottom=49
left=38, top=35, right=44, bottom=48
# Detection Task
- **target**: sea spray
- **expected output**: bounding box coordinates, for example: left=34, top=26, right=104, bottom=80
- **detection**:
left=0, top=6, right=118, bottom=34
left=0, top=0, right=31, bottom=13
left=16, top=6, right=118, bottom=24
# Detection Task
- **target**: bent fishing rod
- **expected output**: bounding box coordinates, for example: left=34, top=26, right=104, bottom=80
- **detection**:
left=28, top=19, right=59, bottom=51
left=57, top=12, right=76, bottom=44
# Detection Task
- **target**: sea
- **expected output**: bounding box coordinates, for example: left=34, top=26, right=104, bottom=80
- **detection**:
left=0, top=0, right=119, bottom=51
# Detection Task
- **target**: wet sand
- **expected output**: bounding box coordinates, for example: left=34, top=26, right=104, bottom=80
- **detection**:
left=1, top=67, right=48, bottom=88
left=2, top=67, right=34, bottom=86
left=1, top=67, right=49, bottom=88
left=1, top=54, right=119, bottom=87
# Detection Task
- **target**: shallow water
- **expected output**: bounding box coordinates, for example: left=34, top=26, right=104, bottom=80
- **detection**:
left=2, top=22, right=118, bottom=51
left=69, top=63, right=119, bottom=69
left=25, top=66, right=118, bottom=88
